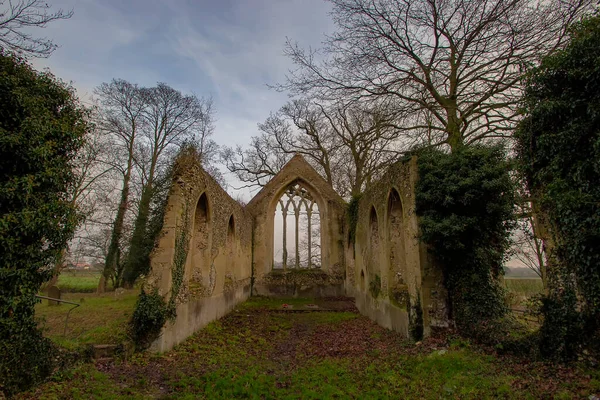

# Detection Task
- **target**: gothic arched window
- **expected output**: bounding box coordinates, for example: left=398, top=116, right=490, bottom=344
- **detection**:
left=273, top=181, right=321, bottom=269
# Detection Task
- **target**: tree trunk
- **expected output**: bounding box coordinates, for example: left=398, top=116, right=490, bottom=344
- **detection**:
left=445, top=100, right=464, bottom=152
left=99, top=164, right=132, bottom=292
left=122, top=183, right=153, bottom=286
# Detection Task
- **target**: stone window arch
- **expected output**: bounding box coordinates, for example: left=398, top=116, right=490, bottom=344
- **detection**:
left=369, top=206, right=379, bottom=250
left=367, top=206, right=380, bottom=278
left=226, top=214, right=235, bottom=260
left=273, top=180, right=321, bottom=269
left=387, top=188, right=406, bottom=286
left=190, top=192, right=211, bottom=287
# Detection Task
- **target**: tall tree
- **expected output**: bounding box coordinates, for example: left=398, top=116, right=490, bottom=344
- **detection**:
left=95, top=79, right=145, bottom=291
left=122, top=84, right=214, bottom=286
left=47, top=125, right=115, bottom=287
left=0, top=0, right=72, bottom=57
left=278, top=0, right=592, bottom=151
left=0, top=52, right=89, bottom=395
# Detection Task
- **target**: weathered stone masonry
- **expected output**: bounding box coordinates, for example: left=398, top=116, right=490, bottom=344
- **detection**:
left=145, top=153, right=448, bottom=352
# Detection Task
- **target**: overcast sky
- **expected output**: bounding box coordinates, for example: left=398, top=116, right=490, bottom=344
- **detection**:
left=31, top=0, right=335, bottom=198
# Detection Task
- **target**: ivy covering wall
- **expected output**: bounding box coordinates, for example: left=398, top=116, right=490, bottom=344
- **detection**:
left=415, top=145, right=516, bottom=341
left=516, top=15, right=600, bottom=359
left=130, top=147, right=196, bottom=350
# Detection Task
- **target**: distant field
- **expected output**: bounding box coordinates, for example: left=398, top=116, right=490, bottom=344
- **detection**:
left=504, top=277, right=544, bottom=297
left=57, top=270, right=101, bottom=293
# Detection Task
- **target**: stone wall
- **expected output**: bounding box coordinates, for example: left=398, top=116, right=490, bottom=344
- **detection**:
left=145, top=152, right=253, bottom=352
left=348, top=156, right=448, bottom=337
left=145, top=152, right=448, bottom=352
left=246, top=154, right=347, bottom=298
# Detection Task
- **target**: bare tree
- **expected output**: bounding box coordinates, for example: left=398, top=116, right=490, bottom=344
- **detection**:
left=94, top=79, right=146, bottom=291
left=221, top=134, right=292, bottom=188
left=122, top=84, right=214, bottom=286
left=222, top=98, right=403, bottom=197
left=136, top=84, right=214, bottom=192
left=278, top=0, right=593, bottom=151
left=0, top=0, right=72, bottom=57
left=46, top=124, right=115, bottom=287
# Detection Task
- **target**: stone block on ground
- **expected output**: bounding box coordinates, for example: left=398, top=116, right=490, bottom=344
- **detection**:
left=47, top=285, right=61, bottom=306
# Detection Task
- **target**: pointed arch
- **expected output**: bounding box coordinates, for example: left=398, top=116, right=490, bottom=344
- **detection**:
left=387, top=188, right=406, bottom=286
left=190, top=192, right=211, bottom=284
left=272, top=179, right=322, bottom=269
left=227, top=214, right=235, bottom=242
left=193, top=193, right=210, bottom=254
left=369, top=206, right=379, bottom=249
left=226, top=214, right=236, bottom=277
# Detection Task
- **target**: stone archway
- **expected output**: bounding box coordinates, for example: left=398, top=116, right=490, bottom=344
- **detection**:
left=273, top=180, right=322, bottom=270
left=367, top=206, right=380, bottom=280
left=189, top=192, right=212, bottom=293
left=246, top=154, right=346, bottom=296
left=387, top=188, right=406, bottom=287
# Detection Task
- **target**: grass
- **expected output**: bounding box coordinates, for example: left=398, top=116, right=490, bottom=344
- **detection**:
left=35, top=290, right=138, bottom=349
left=504, top=277, right=544, bottom=298
left=19, top=296, right=600, bottom=399
left=55, top=270, right=102, bottom=292
left=503, top=277, right=544, bottom=312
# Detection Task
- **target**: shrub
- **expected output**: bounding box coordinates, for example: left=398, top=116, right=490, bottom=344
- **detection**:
left=416, top=145, right=516, bottom=340
left=516, top=15, right=600, bottom=359
left=130, top=289, right=169, bottom=350
left=0, top=52, right=88, bottom=396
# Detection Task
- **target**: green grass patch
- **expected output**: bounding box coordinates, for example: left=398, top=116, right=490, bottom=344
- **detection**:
left=35, top=290, right=138, bottom=349
left=18, top=296, right=600, bottom=399
left=295, top=311, right=358, bottom=325
left=504, top=277, right=544, bottom=298
left=56, top=270, right=102, bottom=293
left=239, top=296, right=317, bottom=310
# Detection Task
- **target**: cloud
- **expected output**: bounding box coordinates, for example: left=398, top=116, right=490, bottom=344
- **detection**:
left=29, top=0, right=336, bottom=195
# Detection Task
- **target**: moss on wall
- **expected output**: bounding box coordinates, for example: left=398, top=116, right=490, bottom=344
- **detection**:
left=389, top=284, right=410, bottom=310
left=263, top=269, right=343, bottom=287
left=369, top=274, right=382, bottom=298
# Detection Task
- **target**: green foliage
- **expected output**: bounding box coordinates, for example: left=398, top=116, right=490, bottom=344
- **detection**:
left=168, top=201, right=191, bottom=314
left=129, top=203, right=189, bottom=350
left=409, top=295, right=424, bottom=341
left=0, top=52, right=89, bottom=395
left=130, top=289, right=169, bottom=351
left=122, top=155, right=174, bottom=287
left=122, top=187, right=154, bottom=287
left=516, top=15, right=600, bottom=359
left=346, top=194, right=361, bottom=246
left=368, top=274, right=381, bottom=298
left=0, top=324, right=57, bottom=397
left=538, top=281, right=582, bottom=359
left=416, top=145, right=516, bottom=339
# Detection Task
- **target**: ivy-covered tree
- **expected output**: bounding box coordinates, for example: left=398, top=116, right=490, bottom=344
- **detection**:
left=0, top=52, right=89, bottom=395
left=416, top=145, right=516, bottom=341
left=516, top=14, right=600, bottom=359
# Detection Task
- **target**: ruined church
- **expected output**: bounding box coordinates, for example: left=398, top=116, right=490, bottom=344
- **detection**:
left=145, top=152, right=448, bottom=352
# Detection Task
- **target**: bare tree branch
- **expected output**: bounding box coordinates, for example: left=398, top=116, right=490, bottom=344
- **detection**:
left=276, top=0, right=593, bottom=151
left=0, top=0, right=72, bottom=57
